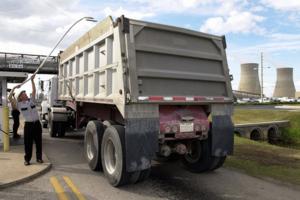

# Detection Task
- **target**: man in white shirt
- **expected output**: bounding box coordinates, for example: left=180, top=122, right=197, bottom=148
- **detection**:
left=9, top=74, right=43, bottom=166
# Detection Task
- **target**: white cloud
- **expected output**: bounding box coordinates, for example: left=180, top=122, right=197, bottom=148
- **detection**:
left=101, top=0, right=263, bottom=35
left=231, top=40, right=300, bottom=54
left=0, top=0, right=96, bottom=54
left=119, top=0, right=250, bottom=16
left=148, top=0, right=209, bottom=12
left=124, top=0, right=209, bottom=13
left=288, top=13, right=300, bottom=21
left=269, top=33, right=300, bottom=41
left=103, top=7, right=155, bottom=19
left=214, top=0, right=249, bottom=16
left=262, top=0, right=300, bottom=11
left=200, top=11, right=265, bottom=35
left=250, top=5, right=265, bottom=12
left=0, top=41, right=51, bottom=55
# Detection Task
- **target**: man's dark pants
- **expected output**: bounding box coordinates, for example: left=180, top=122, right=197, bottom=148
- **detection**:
left=11, top=109, right=20, bottom=137
left=24, top=121, right=42, bottom=162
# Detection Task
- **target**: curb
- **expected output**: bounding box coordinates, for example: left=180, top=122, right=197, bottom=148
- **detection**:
left=0, top=157, right=52, bottom=189
left=275, top=105, right=300, bottom=109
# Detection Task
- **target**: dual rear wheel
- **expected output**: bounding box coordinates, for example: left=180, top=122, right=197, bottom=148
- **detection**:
left=49, top=117, right=66, bottom=137
left=182, top=139, right=226, bottom=173
left=84, top=120, right=225, bottom=186
left=84, top=121, right=151, bottom=187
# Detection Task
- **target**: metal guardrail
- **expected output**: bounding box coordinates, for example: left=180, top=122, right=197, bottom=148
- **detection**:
left=0, top=52, right=58, bottom=74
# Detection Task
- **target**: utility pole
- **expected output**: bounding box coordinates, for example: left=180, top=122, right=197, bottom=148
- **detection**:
left=261, top=52, right=264, bottom=103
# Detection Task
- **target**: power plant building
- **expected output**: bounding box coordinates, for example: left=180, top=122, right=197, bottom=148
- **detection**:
left=273, top=67, right=295, bottom=98
left=238, top=63, right=261, bottom=94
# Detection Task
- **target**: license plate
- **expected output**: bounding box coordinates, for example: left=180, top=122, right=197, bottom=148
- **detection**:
left=180, top=122, right=194, bottom=132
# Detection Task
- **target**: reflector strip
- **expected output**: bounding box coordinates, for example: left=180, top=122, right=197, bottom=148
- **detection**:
left=194, top=96, right=206, bottom=101
left=214, top=97, right=225, bottom=101
left=138, top=96, right=149, bottom=101
left=173, top=96, right=186, bottom=101
left=205, top=97, right=214, bottom=101
left=163, top=97, right=173, bottom=101
left=138, top=96, right=230, bottom=102
left=149, top=96, right=164, bottom=101
left=186, top=97, right=194, bottom=101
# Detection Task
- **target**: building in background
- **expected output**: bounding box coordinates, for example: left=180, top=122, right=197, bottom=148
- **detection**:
left=238, top=63, right=261, bottom=95
left=273, top=68, right=295, bottom=98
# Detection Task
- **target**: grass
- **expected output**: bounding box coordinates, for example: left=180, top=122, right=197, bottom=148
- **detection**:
left=233, top=108, right=300, bottom=147
left=227, top=108, right=300, bottom=185
left=225, top=136, right=300, bottom=185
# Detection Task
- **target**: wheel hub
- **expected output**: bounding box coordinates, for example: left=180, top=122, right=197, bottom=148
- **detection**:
left=104, top=139, right=117, bottom=174
left=86, top=133, right=94, bottom=160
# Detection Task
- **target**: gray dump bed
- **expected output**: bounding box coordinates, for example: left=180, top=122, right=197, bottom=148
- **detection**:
left=58, top=16, right=233, bottom=111
left=130, top=19, right=232, bottom=100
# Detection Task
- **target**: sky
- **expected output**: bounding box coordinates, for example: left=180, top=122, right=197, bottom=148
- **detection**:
left=1, top=0, right=300, bottom=97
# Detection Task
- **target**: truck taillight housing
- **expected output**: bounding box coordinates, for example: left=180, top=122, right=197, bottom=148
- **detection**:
left=171, top=125, right=179, bottom=133
left=164, top=125, right=171, bottom=133
left=194, top=124, right=201, bottom=132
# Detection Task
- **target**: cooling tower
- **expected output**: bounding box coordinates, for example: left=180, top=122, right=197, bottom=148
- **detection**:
left=273, top=68, right=295, bottom=98
left=238, top=63, right=261, bottom=94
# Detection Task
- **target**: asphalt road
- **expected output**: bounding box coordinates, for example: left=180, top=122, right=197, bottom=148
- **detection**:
left=0, top=129, right=299, bottom=200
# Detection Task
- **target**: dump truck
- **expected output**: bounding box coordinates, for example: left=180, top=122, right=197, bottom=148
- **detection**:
left=48, top=15, right=234, bottom=186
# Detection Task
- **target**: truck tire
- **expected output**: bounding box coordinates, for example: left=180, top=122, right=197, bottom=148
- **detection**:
left=182, top=139, right=225, bottom=173
left=84, top=121, right=105, bottom=171
left=49, top=118, right=58, bottom=137
left=43, top=122, right=48, bottom=129
left=103, top=120, right=116, bottom=128
left=101, top=125, right=127, bottom=186
left=42, top=113, right=48, bottom=128
left=57, top=122, right=66, bottom=137
left=102, top=125, right=138, bottom=186
left=137, top=168, right=151, bottom=183
left=100, top=125, right=146, bottom=186
left=209, top=156, right=226, bottom=171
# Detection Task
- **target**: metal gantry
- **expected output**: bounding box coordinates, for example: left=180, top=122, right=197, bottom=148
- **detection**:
left=0, top=52, right=58, bottom=74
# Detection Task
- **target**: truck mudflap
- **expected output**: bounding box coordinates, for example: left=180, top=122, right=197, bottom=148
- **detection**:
left=125, top=118, right=159, bottom=172
left=211, top=115, right=234, bottom=156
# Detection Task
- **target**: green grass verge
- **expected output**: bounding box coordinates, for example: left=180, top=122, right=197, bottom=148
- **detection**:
left=225, top=136, right=300, bottom=185
left=233, top=108, right=300, bottom=147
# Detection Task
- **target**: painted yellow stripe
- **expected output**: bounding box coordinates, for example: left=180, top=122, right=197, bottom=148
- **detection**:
left=50, top=177, right=69, bottom=200
left=63, top=176, right=86, bottom=200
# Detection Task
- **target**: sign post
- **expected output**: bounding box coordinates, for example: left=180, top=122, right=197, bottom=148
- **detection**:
left=1, top=77, right=9, bottom=151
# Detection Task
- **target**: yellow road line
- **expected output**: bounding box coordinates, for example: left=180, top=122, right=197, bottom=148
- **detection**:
left=50, top=177, right=69, bottom=200
left=63, top=176, right=86, bottom=200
